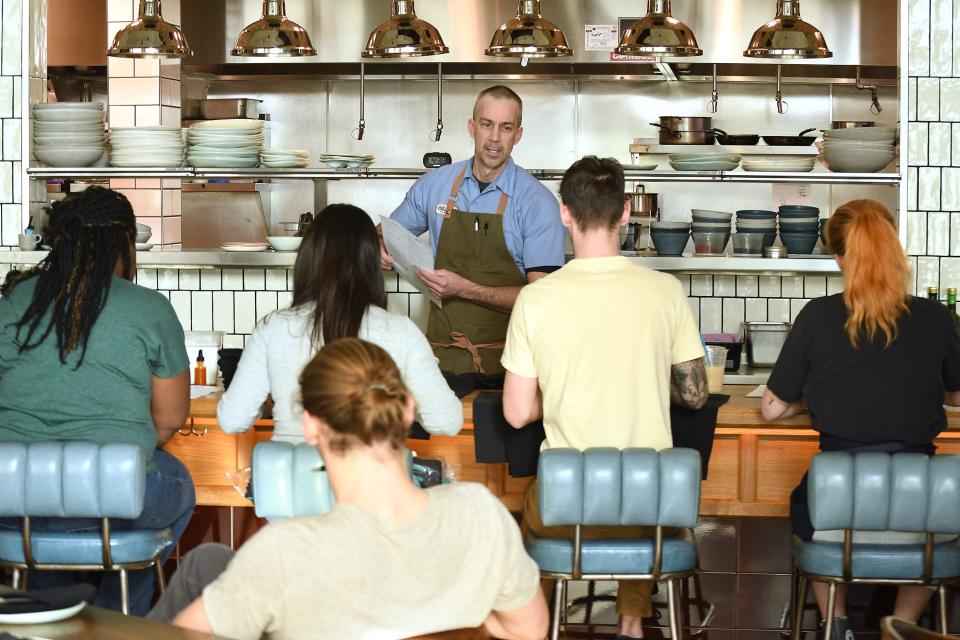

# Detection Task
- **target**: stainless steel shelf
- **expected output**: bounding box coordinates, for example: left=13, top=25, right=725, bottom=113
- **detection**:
left=27, top=166, right=902, bottom=185
left=628, top=255, right=841, bottom=274
left=0, top=249, right=839, bottom=274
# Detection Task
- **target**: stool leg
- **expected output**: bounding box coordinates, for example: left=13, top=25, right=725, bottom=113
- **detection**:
left=668, top=579, right=684, bottom=640
left=823, top=582, right=837, bottom=640
left=937, top=585, right=948, bottom=635
left=155, top=561, right=167, bottom=593
left=792, top=575, right=809, bottom=640
left=550, top=579, right=563, bottom=640
left=119, top=569, right=130, bottom=616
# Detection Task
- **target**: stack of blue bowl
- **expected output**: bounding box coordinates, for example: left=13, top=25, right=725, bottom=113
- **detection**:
left=690, top=209, right=732, bottom=255
left=734, top=210, right=777, bottom=251
left=778, top=205, right=820, bottom=254
left=650, top=221, right=691, bottom=255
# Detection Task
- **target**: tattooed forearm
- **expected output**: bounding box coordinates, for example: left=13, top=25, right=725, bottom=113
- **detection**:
left=670, top=357, right=709, bottom=409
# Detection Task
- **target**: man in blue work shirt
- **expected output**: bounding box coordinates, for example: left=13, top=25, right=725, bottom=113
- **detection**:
left=381, top=85, right=565, bottom=375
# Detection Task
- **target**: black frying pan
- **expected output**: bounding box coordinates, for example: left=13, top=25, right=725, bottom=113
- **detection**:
left=713, top=128, right=760, bottom=145
left=762, top=127, right=818, bottom=146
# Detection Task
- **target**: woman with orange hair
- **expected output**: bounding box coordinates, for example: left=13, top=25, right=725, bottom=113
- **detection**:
left=762, top=199, right=960, bottom=639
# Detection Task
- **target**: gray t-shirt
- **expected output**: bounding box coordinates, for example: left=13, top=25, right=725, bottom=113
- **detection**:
left=202, top=482, right=541, bottom=640
left=0, top=275, right=188, bottom=471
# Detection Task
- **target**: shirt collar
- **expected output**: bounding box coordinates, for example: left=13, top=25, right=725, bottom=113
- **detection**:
left=465, top=156, right=516, bottom=197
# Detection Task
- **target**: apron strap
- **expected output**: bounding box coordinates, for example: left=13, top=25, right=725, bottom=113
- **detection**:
left=496, top=192, right=509, bottom=216
left=444, top=168, right=467, bottom=220
left=431, top=332, right=506, bottom=375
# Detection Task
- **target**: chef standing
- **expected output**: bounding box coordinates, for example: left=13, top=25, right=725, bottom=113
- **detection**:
left=382, top=85, right=565, bottom=375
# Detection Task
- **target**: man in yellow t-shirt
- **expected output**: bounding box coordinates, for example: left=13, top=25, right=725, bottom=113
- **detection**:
left=501, top=156, right=707, bottom=640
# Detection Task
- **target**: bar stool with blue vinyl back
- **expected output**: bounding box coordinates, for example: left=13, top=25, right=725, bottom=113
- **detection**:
left=0, top=441, right=174, bottom=614
left=252, top=441, right=335, bottom=520
left=791, top=452, right=960, bottom=640
left=525, top=447, right=702, bottom=640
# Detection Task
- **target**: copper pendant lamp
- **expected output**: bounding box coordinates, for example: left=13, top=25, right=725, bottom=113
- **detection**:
left=615, top=0, right=702, bottom=57
left=485, top=0, right=573, bottom=59
left=744, top=0, right=832, bottom=59
left=363, top=0, right=449, bottom=58
left=232, top=0, right=317, bottom=57
left=108, top=0, right=192, bottom=59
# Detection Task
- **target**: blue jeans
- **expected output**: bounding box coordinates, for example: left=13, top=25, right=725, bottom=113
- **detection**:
left=0, top=449, right=196, bottom=615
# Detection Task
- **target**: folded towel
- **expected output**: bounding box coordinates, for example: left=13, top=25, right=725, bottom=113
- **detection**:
left=0, top=583, right=96, bottom=615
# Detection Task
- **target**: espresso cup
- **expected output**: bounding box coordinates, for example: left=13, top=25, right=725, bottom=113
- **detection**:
left=18, top=233, right=42, bottom=251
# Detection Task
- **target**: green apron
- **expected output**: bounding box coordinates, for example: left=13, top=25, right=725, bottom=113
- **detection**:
left=426, top=167, right=526, bottom=375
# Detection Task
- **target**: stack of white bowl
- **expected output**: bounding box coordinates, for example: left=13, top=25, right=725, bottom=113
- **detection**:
left=261, top=148, right=309, bottom=168
left=822, top=127, right=897, bottom=173
left=187, top=119, right=264, bottom=168
left=33, top=103, right=106, bottom=167
left=109, top=127, right=184, bottom=168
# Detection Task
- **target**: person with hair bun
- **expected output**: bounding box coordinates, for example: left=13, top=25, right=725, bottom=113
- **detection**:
left=217, top=203, right=462, bottom=442
left=0, top=186, right=195, bottom=615
left=161, top=338, right=548, bottom=640
left=762, top=199, right=960, bottom=640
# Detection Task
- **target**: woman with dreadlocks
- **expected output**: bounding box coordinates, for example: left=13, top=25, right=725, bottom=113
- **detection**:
left=0, top=186, right=195, bottom=615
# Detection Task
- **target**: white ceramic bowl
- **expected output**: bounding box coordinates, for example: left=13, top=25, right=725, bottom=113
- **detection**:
left=735, top=220, right=777, bottom=230
left=823, top=146, right=895, bottom=173
left=34, top=146, right=104, bottom=167
left=34, top=102, right=103, bottom=110
left=135, top=230, right=152, bottom=243
left=822, top=127, right=898, bottom=142
left=34, top=135, right=105, bottom=145
left=267, top=236, right=303, bottom=251
left=35, top=122, right=105, bottom=132
left=33, top=110, right=106, bottom=123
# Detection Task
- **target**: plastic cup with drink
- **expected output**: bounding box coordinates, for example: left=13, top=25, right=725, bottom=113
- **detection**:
left=704, top=345, right=728, bottom=394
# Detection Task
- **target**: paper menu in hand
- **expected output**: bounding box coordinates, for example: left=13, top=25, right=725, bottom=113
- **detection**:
left=380, top=217, right=442, bottom=308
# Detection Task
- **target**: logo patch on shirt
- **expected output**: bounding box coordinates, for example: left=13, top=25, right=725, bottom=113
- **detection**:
left=435, top=203, right=448, bottom=217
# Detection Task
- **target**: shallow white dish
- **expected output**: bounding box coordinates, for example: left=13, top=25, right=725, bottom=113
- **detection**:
left=262, top=160, right=310, bottom=168
left=136, top=242, right=154, bottom=251
left=111, top=158, right=183, bottom=168
left=191, top=119, right=264, bottom=131
left=35, top=122, right=105, bottom=133
left=189, top=157, right=260, bottom=168
left=622, top=163, right=660, bottom=171
left=221, top=242, right=269, bottom=252
left=34, top=101, right=103, bottom=110
left=670, top=161, right=740, bottom=172
left=0, top=600, right=85, bottom=624
left=262, top=148, right=309, bottom=157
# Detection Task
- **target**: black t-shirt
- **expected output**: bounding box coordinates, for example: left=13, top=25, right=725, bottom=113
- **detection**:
left=766, top=294, right=960, bottom=446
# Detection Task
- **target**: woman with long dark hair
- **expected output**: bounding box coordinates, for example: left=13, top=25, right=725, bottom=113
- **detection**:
left=762, top=199, right=960, bottom=640
left=0, top=186, right=195, bottom=615
left=217, top=204, right=462, bottom=441
left=160, top=338, right=547, bottom=639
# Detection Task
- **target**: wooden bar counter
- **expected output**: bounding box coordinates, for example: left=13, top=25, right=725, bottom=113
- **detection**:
left=164, top=386, right=960, bottom=517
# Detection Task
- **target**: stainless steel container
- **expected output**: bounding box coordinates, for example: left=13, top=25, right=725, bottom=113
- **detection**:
left=627, top=184, right=659, bottom=218
left=200, top=98, right=262, bottom=120
left=830, top=120, right=876, bottom=129
left=649, top=116, right=715, bottom=145
left=743, top=321, right=792, bottom=367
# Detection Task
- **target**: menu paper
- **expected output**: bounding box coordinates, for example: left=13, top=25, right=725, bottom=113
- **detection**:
left=380, top=217, right=442, bottom=308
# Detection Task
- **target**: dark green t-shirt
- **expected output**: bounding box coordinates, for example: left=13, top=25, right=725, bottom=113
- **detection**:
left=0, top=275, right=189, bottom=471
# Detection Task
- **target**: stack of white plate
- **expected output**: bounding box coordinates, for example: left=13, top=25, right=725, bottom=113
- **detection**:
left=109, top=127, right=184, bottom=168
left=318, top=153, right=375, bottom=169
left=187, top=119, right=264, bottom=168
left=742, top=156, right=816, bottom=172
left=821, top=127, right=897, bottom=173
left=261, top=148, right=309, bottom=168
left=668, top=153, right=741, bottom=172
left=33, top=102, right=106, bottom=167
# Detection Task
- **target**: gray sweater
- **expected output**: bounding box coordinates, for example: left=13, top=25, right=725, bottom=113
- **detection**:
left=217, top=305, right=463, bottom=442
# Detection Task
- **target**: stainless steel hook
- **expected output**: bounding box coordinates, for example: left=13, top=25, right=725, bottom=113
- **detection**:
left=855, top=66, right=882, bottom=115
left=431, top=62, right=444, bottom=142
left=352, top=62, right=366, bottom=141
left=707, top=64, right=718, bottom=114
left=775, top=64, right=789, bottom=115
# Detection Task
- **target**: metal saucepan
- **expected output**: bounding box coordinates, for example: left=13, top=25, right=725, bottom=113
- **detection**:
left=649, top=116, right=714, bottom=145
left=762, top=127, right=818, bottom=146
left=830, top=120, right=876, bottom=129
left=626, top=184, right=659, bottom=219
left=713, top=128, right=760, bottom=145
